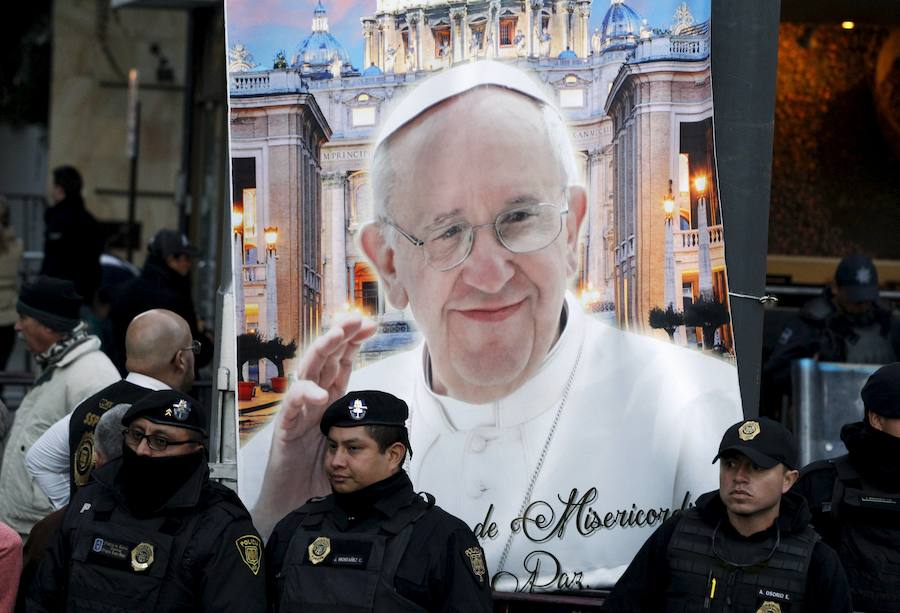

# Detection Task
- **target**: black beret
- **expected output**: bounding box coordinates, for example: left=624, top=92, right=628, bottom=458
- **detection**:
left=16, top=276, right=82, bottom=331
left=713, top=417, right=798, bottom=470
left=320, top=390, right=409, bottom=435
left=123, top=390, right=209, bottom=437
left=861, top=363, right=900, bottom=418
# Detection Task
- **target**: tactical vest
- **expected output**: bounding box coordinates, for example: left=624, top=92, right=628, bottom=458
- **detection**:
left=829, top=456, right=900, bottom=612
left=68, top=380, right=149, bottom=494
left=63, top=486, right=202, bottom=612
left=665, top=510, right=817, bottom=613
left=276, top=493, right=435, bottom=612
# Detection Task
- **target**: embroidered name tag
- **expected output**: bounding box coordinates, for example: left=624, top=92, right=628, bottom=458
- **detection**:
left=860, top=496, right=897, bottom=506
left=304, top=539, right=371, bottom=568
left=91, top=538, right=129, bottom=561
left=332, top=554, right=366, bottom=567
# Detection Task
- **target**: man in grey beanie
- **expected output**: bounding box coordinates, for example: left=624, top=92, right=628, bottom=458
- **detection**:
left=0, top=276, right=118, bottom=537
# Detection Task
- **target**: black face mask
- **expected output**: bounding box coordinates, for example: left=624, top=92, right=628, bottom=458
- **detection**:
left=119, top=443, right=205, bottom=515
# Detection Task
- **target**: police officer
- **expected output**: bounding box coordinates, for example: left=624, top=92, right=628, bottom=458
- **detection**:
left=603, top=417, right=852, bottom=612
left=265, top=390, right=492, bottom=612
left=26, top=390, right=267, bottom=612
left=762, top=254, right=900, bottom=416
left=793, top=362, right=900, bottom=612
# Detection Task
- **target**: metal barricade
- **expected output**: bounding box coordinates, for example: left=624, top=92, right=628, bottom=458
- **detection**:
left=790, top=359, right=879, bottom=466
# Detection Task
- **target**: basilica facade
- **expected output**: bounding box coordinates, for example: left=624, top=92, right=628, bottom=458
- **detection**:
left=228, top=0, right=730, bottom=356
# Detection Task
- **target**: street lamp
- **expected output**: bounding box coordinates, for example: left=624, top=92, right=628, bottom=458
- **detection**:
left=663, top=179, right=678, bottom=312
left=663, top=181, right=676, bottom=218
left=693, top=175, right=707, bottom=195
left=693, top=174, right=714, bottom=299
left=232, top=208, right=244, bottom=236
left=265, top=226, right=279, bottom=345
left=264, top=226, right=278, bottom=254
left=233, top=205, right=246, bottom=334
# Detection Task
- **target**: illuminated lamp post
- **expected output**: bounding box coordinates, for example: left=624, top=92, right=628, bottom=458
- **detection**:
left=694, top=175, right=714, bottom=299
left=663, top=179, right=678, bottom=310
left=233, top=207, right=245, bottom=334
left=264, top=226, right=279, bottom=342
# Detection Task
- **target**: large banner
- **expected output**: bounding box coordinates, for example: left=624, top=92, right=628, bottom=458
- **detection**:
left=227, top=0, right=742, bottom=592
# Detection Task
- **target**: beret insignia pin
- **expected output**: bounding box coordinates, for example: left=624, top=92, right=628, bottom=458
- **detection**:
left=171, top=399, right=191, bottom=421
left=349, top=399, right=367, bottom=420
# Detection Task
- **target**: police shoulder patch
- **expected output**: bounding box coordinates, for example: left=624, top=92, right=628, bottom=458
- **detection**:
left=235, top=534, right=262, bottom=575
left=464, top=546, right=486, bottom=584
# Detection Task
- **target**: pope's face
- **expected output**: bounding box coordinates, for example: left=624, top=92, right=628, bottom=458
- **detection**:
left=363, top=89, right=586, bottom=403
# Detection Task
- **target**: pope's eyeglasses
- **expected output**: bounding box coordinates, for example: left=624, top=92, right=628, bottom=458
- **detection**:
left=380, top=200, right=569, bottom=272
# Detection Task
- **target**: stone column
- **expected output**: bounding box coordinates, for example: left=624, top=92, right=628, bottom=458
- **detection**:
left=322, top=172, right=347, bottom=322
left=489, top=0, right=501, bottom=57
left=362, top=19, right=376, bottom=68
left=697, top=193, right=714, bottom=299
left=450, top=7, right=467, bottom=63
left=233, top=230, right=245, bottom=334
left=266, top=243, right=278, bottom=344
left=407, top=10, right=424, bottom=72
left=529, top=0, right=541, bottom=58
left=664, top=215, right=676, bottom=309
left=586, top=148, right=604, bottom=290
left=376, top=14, right=390, bottom=70
left=578, top=1, right=591, bottom=57
left=563, top=0, right=576, bottom=53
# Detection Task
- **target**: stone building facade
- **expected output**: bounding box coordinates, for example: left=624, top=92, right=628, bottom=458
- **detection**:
left=228, top=0, right=728, bottom=352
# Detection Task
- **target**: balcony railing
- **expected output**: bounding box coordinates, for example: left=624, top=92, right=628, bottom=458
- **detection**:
left=673, top=224, right=724, bottom=252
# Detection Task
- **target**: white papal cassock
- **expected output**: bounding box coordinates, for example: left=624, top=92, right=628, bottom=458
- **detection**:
left=240, top=292, right=743, bottom=590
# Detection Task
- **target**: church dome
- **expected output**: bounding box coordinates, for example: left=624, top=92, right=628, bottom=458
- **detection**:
left=600, top=0, right=642, bottom=51
left=292, top=1, right=353, bottom=76
left=558, top=48, right=577, bottom=59
left=363, top=63, right=383, bottom=76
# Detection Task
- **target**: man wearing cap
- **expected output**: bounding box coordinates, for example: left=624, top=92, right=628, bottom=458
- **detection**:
left=108, top=229, right=213, bottom=375
left=763, top=254, right=900, bottom=416
left=265, top=390, right=492, bottom=612
left=24, top=309, right=199, bottom=511
left=793, top=362, right=900, bottom=612
left=27, top=390, right=267, bottom=612
left=0, top=276, right=119, bottom=538
left=245, top=60, right=742, bottom=588
left=603, top=417, right=852, bottom=612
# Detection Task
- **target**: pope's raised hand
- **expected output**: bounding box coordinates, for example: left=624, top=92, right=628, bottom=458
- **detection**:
left=254, top=314, right=377, bottom=538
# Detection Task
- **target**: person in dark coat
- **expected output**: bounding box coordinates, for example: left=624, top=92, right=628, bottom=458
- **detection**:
left=793, top=362, right=900, bottom=612
left=762, top=254, right=900, bottom=417
left=604, top=417, right=852, bottom=613
left=107, top=229, right=213, bottom=375
left=41, top=166, right=104, bottom=310
left=266, top=390, right=493, bottom=612
left=26, top=390, right=266, bottom=612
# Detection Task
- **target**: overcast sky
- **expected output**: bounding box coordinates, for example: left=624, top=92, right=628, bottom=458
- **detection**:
left=225, top=0, right=709, bottom=71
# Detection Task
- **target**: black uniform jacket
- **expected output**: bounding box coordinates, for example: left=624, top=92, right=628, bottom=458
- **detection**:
left=41, top=195, right=103, bottom=306
left=793, top=421, right=900, bottom=612
left=602, top=490, right=852, bottom=612
left=266, top=470, right=493, bottom=612
left=793, top=420, right=900, bottom=541
left=26, top=456, right=267, bottom=612
left=107, top=254, right=213, bottom=375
